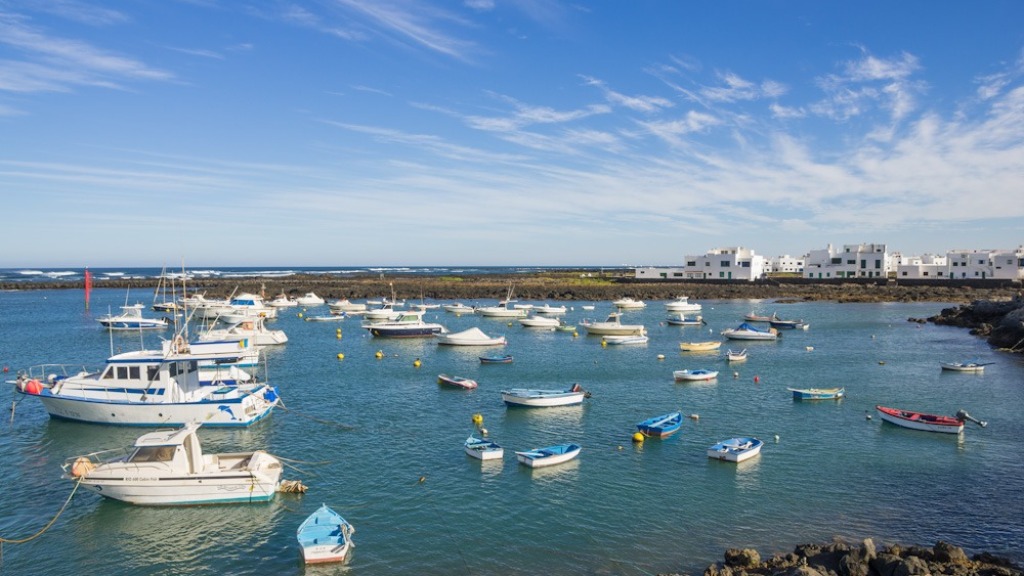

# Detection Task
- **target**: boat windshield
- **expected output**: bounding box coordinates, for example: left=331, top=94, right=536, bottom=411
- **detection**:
left=129, top=445, right=176, bottom=463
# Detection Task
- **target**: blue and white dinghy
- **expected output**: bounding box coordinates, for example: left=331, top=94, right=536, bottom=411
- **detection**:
left=297, top=504, right=356, bottom=564
left=515, top=443, right=581, bottom=468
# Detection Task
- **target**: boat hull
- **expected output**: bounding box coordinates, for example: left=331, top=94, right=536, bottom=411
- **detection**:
left=788, top=387, right=844, bottom=400
left=679, top=341, right=722, bottom=352
left=464, top=437, right=503, bottom=460
left=501, top=390, right=584, bottom=407
left=707, top=438, right=763, bottom=462
left=673, top=370, right=719, bottom=381
left=297, top=505, right=354, bottom=564
left=637, top=412, right=683, bottom=437
left=876, top=405, right=964, bottom=434
left=31, top=386, right=278, bottom=427
left=77, top=473, right=279, bottom=505
left=516, top=445, right=581, bottom=468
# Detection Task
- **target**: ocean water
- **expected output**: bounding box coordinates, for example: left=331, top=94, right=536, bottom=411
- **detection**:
left=0, top=288, right=1021, bottom=575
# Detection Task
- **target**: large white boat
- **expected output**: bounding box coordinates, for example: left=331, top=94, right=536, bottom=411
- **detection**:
left=531, top=303, right=568, bottom=315
left=362, top=312, right=446, bottom=338
left=97, top=303, right=170, bottom=331
left=268, top=293, right=297, bottom=308
left=501, top=384, right=589, bottom=407
left=362, top=301, right=404, bottom=322
left=62, top=422, right=282, bottom=505
left=295, top=292, right=326, bottom=306
left=578, top=312, right=645, bottom=336
left=664, top=296, right=702, bottom=313
left=518, top=315, right=562, bottom=329
left=477, top=284, right=528, bottom=318
left=10, top=338, right=280, bottom=427
left=612, top=297, right=646, bottom=310
left=197, top=316, right=288, bottom=346
left=328, top=299, right=368, bottom=313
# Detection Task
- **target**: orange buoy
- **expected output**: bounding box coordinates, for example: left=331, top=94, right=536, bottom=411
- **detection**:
left=753, top=375, right=760, bottom=384
left=23, top=379, right=43, bottom=395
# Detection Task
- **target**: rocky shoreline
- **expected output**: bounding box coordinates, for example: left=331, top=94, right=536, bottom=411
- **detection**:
left=3, top=272, right=1021, bottom=304
left=921, top=296, right=1024, bottom=353
left=670, top=538, right=1021, bottom=576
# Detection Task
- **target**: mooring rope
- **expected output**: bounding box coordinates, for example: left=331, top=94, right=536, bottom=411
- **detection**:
left=0, top=477, right=84, bottom=563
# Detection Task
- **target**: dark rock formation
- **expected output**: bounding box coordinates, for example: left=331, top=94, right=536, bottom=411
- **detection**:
left=926, top=295, right=1024, bottom=353
left=659, top=538, right=1021, bottom=576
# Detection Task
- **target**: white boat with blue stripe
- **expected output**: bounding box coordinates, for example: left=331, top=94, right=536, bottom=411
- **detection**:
left=10, top=337, right=280, bottom=427
left=62, top=422, right=282, bottom=506
left=515, top=443, right=581, bottom=468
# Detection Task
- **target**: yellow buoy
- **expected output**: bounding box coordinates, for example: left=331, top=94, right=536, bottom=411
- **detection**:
left=572, top=331, right=578, bottom=337
left=601, top=339, right=607, bottom=347
left=632, top=432, right=645, bottom=443
left=375, top=350, right=384, bottom=359
left=297, top=312, right=303, bottom=318
left=472, top=413, right=484, bottom=425
left=336, top=352, right=345, bottom=360
left=413, top=358, right=421, bottom=368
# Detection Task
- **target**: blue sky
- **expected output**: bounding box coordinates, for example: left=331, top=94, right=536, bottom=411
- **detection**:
left=1, top=1, right=1022, bottom=267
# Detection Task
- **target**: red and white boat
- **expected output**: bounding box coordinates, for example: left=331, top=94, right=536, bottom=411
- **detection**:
left=437, top=374, right=478, bottom=390
left=875, top=405, right=986, bottom=434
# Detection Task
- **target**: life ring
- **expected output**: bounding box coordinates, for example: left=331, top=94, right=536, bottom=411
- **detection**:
left=71, top=457, right=95, bottom=477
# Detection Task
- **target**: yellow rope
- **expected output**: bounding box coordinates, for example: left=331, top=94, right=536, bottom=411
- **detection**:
left=0, top=477, right=83, bottom=545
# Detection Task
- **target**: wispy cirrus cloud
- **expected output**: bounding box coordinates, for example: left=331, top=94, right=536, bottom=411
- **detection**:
left=331, top=0, right=478, bottom=61
left=0, top=11, right=172, bottom=94
left=700, top=71, right=788, bottom=103
left=813, top=49, right=924, bottom=123
left=581, top=75, right=674, bottom=113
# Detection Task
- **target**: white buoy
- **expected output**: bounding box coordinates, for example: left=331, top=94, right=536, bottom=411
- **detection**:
left=774, top=434, right=780, bottom=443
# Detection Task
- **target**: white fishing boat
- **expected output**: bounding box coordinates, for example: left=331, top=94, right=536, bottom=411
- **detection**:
left=518, top=315, right=562, bottom=329
left=362, top=301, right=404, bottom=322
left=601, top=334, right=649, bottom=345
left=268, top=293, right=298, bottom=308
left=515, top=443, right=581, bottom=468
left=501, top=384, right=589, bottom=407
left=97, top=303, right=170, bottom=331
left=939, top=360, right=991, bottom=372
left=673, top=369, right=719, bottom=381
left=477, top=284, right=528, bottom=318
left=328, top=299, right=367, bottom=313
left=435, top=327, right=506, bottom=346
left=664, top=296, right=702, bottom=313
left=11, top=337, right=280, bottom=427
left=579, top=312, right=645, bottom=336
left=612, top=297, right=646, bottom=310
left=197, top=316, right=289, bottom=346
left=295, top=292, right=326, bottom=306
left=62, top=422, right=282, bottom=505
left=532, top=303, right=568, bottom=315
left=725, top=349, right=748, bottom=362
left=464, top=435, right=503, bottom=460
left=707, top=437, right=763, bottom=463
left=442, top=302, right=476, bottom=315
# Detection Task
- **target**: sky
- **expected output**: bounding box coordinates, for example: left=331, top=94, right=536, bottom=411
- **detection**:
left=1, top=1, right=1023, bottom=268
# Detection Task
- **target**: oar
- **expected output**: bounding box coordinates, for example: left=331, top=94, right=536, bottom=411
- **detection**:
left=955, top=409, right=988, bottom=428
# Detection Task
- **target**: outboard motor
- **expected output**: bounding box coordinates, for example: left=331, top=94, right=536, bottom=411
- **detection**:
left=956, top=409, right=988, bottom=428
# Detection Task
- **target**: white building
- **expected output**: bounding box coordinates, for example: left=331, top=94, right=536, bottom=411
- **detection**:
left=946, top=247, right=1024, bottom=280
left=896, top=253, right=949, bottom=279
left=804, top=243, right=893, bottom=279
left=770, top=254, right=805, bottom=274
left=682, top=247, right=767, bottom=282
left=634, top=267, right=686, bottom=280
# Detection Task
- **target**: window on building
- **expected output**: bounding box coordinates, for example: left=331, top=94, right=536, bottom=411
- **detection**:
left=875, top=260, right=881, bottom=268
left=705, top=262, right=710, bottom=266
left=938, top=272, right=944, bottom=277
left=860, top=259, right=866, bottom=268
left=923, top=271, right=929, bottom=277
left=719, top=271, right=725, bottom=278
left=831, top=257, right=842, bottom=264
left=741, top=261, right=750, bottom=267
left=901, top=271, right=908, bottom=276
left=687, top=261, right=696, bottom=267
left=720, top=261, right=731, bottom=267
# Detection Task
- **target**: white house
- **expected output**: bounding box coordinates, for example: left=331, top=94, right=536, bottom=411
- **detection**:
left=683, top=247, right=767, bottom=282
left=771, top=254, right=805, bottom=274
left=896, top=253, right=949, bottom=279
left=634, top=267, right=686, bottom=280
left=804, top=243, right=893, bottom=279
left=946, top=247, right=1024, bottom=280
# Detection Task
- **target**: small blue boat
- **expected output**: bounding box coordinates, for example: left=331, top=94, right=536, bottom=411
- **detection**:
left=479, top=354, right=513, bottom=364
left=707, top=437, right=763, bottom=462
left=636, top=411, right=683, bottom=437
left=297, top=503, right=355, bottom=564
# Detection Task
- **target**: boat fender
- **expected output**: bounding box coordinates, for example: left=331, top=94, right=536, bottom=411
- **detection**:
left=23, top=379, right=43, bottom=395
left=71, top=457, right=95, bottom=477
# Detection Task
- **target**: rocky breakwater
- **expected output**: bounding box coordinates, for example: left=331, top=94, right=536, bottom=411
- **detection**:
left=923, top=295, right=1024, bottom=353
left=668, top=538, right=1021, bottom=576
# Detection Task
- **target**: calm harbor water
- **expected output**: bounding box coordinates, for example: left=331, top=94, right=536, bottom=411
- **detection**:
left=1, top=288, right=1022, bottom=575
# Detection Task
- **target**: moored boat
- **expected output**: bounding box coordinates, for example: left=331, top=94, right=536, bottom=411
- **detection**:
left=515, top=443, right=581, bottom=468
left=612, top=297, right=646, bottom=310
left=518, top=315, right=562, bottom=329
left=788, top=387, right=844, bottom=400
left=438, top=374, right=478, bottom=389
left=97, top=303, right=170, bottom=331
left=579, top=312, right=645, bottom=336
left=722, top=323, right=779, bottom=341
left=875, top=405, right=986, bottom=434
left=940, top=360, right=991, bottom=372
left=62, top=422, right=282, bottom=505
left=297, top=504, right=355, bottom=564
left=501, top=383, right=588, bottom=407
left=744, top=312, right=772, bottom=322
left=666, top=313, right=704, bottom=326
left=636, top=411, right=683, bottom=438
left=11, top=337, right=280, bottom=427
left=464, top=435, right=503, bottom=460
left=725, top=349, right=748, bottom=362
left=295, top=292, right=326, bottom=306
left=480, top=354, right=513, bottom=364
left=769, top=314, right=809, bottom=330
left=442, top=302, right=476, bottom=314
left=680, top=340, right=722, bottom=352
left=707, top=437, right=763, bottom=462
left=664, top=296, right=701, bottom=313
left=363, top=312, right=446, bottom=338
left=673, top=369, right=719, bottom=381
left=601, top=334, right=649, bottom=345
left=435, top=327, right=506, bottom=346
